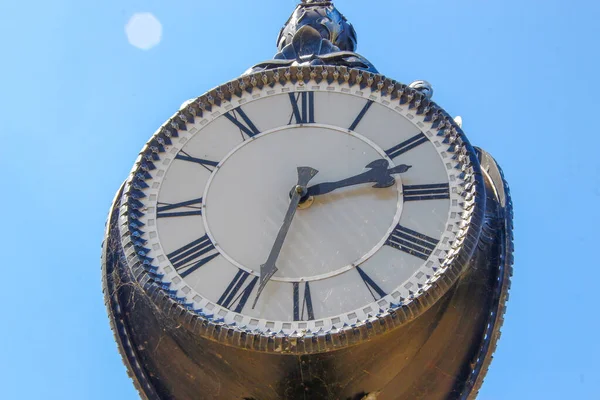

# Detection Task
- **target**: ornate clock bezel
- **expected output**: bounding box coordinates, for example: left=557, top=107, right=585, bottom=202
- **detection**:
left=118, top=65, right=485, bottom=354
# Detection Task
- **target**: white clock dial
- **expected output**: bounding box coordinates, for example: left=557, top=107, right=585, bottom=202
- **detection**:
left=204, top=124, right=402, bottom=281
left=122, top=77, right=473, bottom=335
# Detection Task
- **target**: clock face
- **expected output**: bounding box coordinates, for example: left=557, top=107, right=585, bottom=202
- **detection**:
left=121, top=70, right=479, bottom=336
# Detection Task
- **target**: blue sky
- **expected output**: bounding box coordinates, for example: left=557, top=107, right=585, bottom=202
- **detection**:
left=1, top=0, right=598, bottom=399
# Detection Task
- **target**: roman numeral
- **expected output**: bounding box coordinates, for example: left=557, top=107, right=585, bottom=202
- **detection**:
left=217, top=269, right=258, bottom=313
left=356, top=266, right=387, bottom=300
left=157, top=198, right=203, bottom=218
left=167, top=235, right=219, bottom=278
left=224, top=107, right=261, bottom=138
left=293, top=282, right=315, bottom=321
left=288, top=92, right=315, bottom=124
left=403, top=183, right=450, bottom=201
left=349, top=100, right=374, bottom=131
left=385, top=133, right=428, bottom=159
left=386, top=224, right=438, bottom=261
left=175, top=150, right=219, bottom=172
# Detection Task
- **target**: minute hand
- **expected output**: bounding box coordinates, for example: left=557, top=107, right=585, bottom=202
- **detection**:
left=253, top=166, right=319, bottom=308
left=306, top=159, right=412, bottom=197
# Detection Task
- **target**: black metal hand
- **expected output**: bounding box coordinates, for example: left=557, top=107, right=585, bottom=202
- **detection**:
left=304, top=159, right=411, bottom=198
left=252, top=166, right=319, bottom=308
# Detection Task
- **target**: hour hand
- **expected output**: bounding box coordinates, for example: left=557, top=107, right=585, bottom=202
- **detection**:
left=305, top=159, right=412, bottom=198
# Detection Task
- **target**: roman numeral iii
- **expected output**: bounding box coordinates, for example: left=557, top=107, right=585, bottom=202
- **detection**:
left=403, top=183, right=450, bottom=201
left=288, top=92, right=315, bottom=124
left=224, top=107, right=261, bottom=138
left=386, top=224, right=438, bottom=260
left=293, top=281, right=315, bottom=321
left=166, top=235, right=219, bottom=278
left=217, top=270, right=258, bottom=313
left=157, top=198, right=203, bottom=218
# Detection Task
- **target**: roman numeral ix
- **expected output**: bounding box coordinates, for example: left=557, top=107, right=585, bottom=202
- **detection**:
left=167, top=234, right=219, bottom=278
left=293, top=281, right=315, bottom=321
left=224, top=107, right=261, bottom=138
left=385, top=133, right=428, bottom=159
left=386, top=224, right=438, bottom=261
left=288, top=92, right=315, bottom=124
left=403, top=183, right=450, bottom=202
left=157, top=198, right=203, bottom=218
left=217, top=269, right=258, bottom=313
left=356, top=266, right=387, bottom=300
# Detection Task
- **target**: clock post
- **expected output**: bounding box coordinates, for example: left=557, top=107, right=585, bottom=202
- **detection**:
left=102, top=1, right=513, bottom=399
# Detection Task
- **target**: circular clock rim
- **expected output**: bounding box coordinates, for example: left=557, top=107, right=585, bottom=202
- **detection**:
left=117, top=65, right=486, bottom=354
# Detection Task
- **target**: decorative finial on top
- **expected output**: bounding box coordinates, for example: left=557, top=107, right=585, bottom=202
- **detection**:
left=246, top=0, right=377, bottom=74
left=299, top=0, right=333, bottom=6
left=280, top=0, right=356, bottom=53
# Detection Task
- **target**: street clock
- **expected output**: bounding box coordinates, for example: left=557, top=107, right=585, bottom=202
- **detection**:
left=102, top=1, right=513, bottom=399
